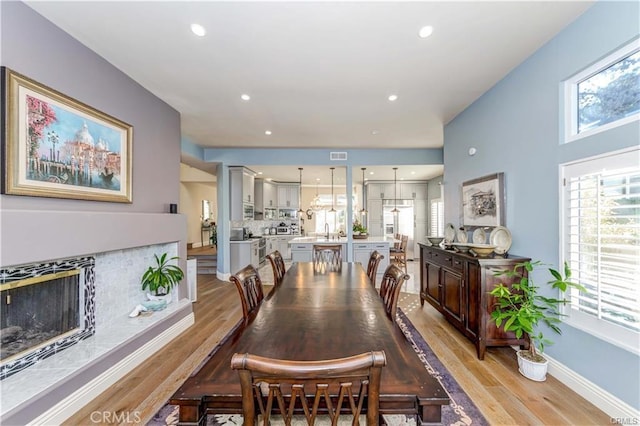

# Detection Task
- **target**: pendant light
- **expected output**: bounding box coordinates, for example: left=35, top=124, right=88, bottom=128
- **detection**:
left=329, top=167, right=336, bottom=213
left=298, top=167, right=305, bottom=214
left=310, top=178, right=322, bottom=212
left=391, top=167, right=399, bottom=213
left=359, top=167, right=367, bottom=215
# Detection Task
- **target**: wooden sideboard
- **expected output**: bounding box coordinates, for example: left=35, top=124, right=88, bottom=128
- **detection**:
left=418, top=243, right=530, bottom=359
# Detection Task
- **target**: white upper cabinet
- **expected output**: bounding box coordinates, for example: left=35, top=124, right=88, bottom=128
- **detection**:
left=400, top=183, right=427, bottom=200
left=277, top=184, right=300, bottom=208
left=229, top=166, right=256, bottom=221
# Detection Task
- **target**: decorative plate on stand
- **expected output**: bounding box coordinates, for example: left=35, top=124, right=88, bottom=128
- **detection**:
left=472, top=228, right=486, bottom=244
left=490, top=226, right=512, bottom=254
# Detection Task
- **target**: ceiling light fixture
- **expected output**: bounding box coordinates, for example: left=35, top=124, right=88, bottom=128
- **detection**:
left=241, top=94, right=251, bottom=101
left=418, top=25, right=434, bottom=38
left=265, top=130, right=272, bottom=136
left=360, top=168, right=368, bottom=215
left=298, top=168, right=305, bottom=214
left=388, top=94, right=398, bottom=102
left=329, top=167, right=336, bottom=213
left=310, top=178, right=322, bottom=212
left=392, top=167, right=399, bottom=214
left=190, top=23, right=206, bottom=37
left=372, top=130, right=379, bottom=135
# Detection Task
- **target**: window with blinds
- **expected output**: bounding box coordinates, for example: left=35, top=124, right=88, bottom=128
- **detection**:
left=430, top=198, right=444, bottom=237
left=561, top=148, right=640, bottom=352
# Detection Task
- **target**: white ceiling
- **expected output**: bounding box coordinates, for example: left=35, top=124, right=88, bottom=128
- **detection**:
left=27, top=1, right=593, bottom=181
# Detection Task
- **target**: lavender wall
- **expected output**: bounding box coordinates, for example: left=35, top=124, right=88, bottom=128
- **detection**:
left=0, top=1, right=184, bottom=266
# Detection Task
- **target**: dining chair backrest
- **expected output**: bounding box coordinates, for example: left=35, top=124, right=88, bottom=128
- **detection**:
left=312, top=244, right=342, bottom=266
left=366, top=250, right=385, bottom=288
left=391, top=233, right=402, bottom=251
left=390, top=235, right=409, bottom=273
left=231, top=350, right=387, bottom=426
left=230, top=264, right=265, bottom=320
left=379, top=264, right=410, bottom=324
left=266, top=250, right=286, bottom=286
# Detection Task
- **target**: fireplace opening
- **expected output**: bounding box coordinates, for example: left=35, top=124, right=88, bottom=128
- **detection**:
left=0, top=256, right=95, bottom=380
left=1, top=271, right=81, bottom=362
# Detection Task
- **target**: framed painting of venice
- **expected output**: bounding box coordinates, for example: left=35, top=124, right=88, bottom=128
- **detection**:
left=1, top=67, right=132, bottom=203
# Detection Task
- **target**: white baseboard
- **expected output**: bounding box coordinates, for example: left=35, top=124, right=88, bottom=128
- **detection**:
left=217, top=271, right=230, bottom=281
left=544, top=352, right=640, bottom=420
left=26, top=313, right=195, bottom=426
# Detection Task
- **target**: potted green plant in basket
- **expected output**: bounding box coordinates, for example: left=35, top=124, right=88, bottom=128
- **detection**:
left=489, top=260, right=586, bottom=381
left=353, top=220, right=368, bottom=239
left=141, top=253, right=184, bottom=310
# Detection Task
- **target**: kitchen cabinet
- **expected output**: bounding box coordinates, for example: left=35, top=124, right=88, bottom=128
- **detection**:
left=255, top=179, right=277, bottom=219
left=366, top=199, right=383, bottom=237
left=352, top=241, right=390, bottom=282
left=277, top=184, right=300, bottom=209
left=275, top=236, right=294, bottom=260
left=400, top=183, right=427, bottom=200
left=366, top=182, right=396, bottom=200
left=290, top=243, right=314, bottom=263
left=419, top=244, right=530, bottom=359
left=230, top=240, right=259, bottom=275
left=229, top=167, right=256, bottom=221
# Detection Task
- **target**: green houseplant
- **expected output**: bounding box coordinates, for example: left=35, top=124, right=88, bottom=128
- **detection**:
left=141, top=253, right=185, bottom=296
left=353, top=220, right=368, bottom=237
left=489, top=260, right=586, bottom=381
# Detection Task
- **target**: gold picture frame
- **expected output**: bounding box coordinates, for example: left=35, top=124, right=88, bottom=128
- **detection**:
left=1, top=67, right=133, bottom=203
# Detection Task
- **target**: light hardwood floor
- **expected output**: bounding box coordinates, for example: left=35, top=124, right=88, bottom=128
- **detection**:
left=64, top=273, right=609, bottom=425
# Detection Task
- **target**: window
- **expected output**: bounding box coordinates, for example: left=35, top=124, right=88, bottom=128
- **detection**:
left=564, top=38, right=640, bottom=142
left=560, top=148, right=640, bottom=353
left=313, top=193, right=346, bottom=235
left=430, top=198, right=444, bottom=237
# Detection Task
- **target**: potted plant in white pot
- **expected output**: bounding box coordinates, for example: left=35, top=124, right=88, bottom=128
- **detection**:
left=141, top=253, right=184, bottom=310
left=489, top=260, right=586, bottom=381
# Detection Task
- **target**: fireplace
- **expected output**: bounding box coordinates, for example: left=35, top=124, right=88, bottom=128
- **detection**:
left=0, top=257, right=96, bottom=379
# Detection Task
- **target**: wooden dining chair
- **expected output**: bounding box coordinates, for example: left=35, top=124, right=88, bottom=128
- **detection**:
left=389, top=234, right=408, bottom=273
left=312, top=244, right=342, bottom=267
left=231, top=350, right=387, bottom=426
left=230, top=265, right=265, bottom=320
left=366, top=250, right=385, bottom=288
left=390, top=233, right=402, bottom=252
left=379, top=264, right=411, bottom=324
left=265, top=250, right=286, bottom=286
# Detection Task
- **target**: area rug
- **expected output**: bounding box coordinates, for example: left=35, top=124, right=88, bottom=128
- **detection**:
left=148, top=309, right=488, bottom=425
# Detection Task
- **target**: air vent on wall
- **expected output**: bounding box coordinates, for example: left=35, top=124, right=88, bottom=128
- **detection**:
left=330, top=152, right=347, bottom=161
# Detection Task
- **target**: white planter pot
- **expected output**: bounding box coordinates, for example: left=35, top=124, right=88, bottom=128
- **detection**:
left=517, top=350, right=548, bottom=382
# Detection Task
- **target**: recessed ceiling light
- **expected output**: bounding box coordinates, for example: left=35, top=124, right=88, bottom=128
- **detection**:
left=241, top=94, right=251, bottom=101
left=257, top=172, right=263, bottom=175
left=265, top=130, right=272, bottom=135
left=369, top=171, right=374, bottom=175
left=411, top=171, right=416, bottom=175
left=388, top=94, right=398, bottom=102
left=190, top=23, right=206, bottom=37
left=418, top=25, right=434, bottom=39
left=372, top=130, right=379, bottom=135
left=400, top=177, right=405, bottom=181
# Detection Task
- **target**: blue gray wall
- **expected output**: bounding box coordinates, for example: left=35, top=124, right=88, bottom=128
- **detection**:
left=443, top=1, right=639, bottom=409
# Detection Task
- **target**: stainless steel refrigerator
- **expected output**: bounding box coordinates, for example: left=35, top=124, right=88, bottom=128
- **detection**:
left=383, top=199, right=415, bottom=260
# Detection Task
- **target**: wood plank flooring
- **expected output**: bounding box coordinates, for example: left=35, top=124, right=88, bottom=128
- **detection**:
left=64, top=274, right=609, bottom=425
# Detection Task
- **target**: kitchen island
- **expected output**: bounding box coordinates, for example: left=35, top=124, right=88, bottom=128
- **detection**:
left=289, top=236, right=394, bottom=280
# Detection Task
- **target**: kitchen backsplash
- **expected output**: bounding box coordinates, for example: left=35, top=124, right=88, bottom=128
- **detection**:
left=241, top=220, right=301, bottom=236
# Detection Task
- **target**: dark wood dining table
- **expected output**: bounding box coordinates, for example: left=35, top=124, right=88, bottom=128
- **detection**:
left=169, top=262, right=449, bottom=425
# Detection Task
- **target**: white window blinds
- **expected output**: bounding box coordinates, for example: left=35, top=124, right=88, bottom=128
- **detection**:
left=430, top=199, right=444, bottom=237
left=561, top=148, right=640, bottom=347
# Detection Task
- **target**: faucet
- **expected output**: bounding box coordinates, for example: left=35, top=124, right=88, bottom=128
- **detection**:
left=324, top=223, right=330, bottom=239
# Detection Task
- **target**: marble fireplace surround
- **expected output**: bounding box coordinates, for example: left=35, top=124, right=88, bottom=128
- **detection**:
left=0, top=210, right=192, bottom=425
